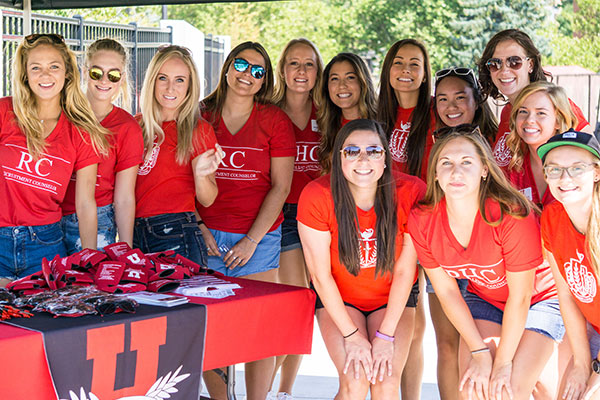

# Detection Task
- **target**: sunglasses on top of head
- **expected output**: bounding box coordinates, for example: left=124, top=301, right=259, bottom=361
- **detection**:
left=25, top=33, right=65, bottom=45
left=485, top=56, right=530, bottom=73
left=340, top=145, right=385, bottom=161
left=433, top=124, right=482, bottom=141
left=88, top=67, right=122, bottom=83
left=233, top=58, right=265, bottom=79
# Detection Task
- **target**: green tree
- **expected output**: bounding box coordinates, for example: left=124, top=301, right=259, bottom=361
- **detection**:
left=448, top=0, right=553, bottom=68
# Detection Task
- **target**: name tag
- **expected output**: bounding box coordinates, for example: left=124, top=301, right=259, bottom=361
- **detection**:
left=311, top=119, right=319, bottom=132
left=520, top=187, right=533, bottom=201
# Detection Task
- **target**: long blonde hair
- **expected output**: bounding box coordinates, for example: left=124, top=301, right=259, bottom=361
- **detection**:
left=423, top=126, right=534, bottom=225
left=273, top=38, right=324, bottom=109
left=139, top=45, right=202, bottom=164
left=85, top=38, right=131, bottom=113
left=12, top=34, right=109, bottom=159
left=507, top=81, right=576, bottom=171
left=587, top=173, right=600, bottom=277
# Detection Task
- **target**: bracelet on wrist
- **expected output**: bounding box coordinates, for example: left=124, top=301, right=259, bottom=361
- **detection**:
left=375, top=330, right=395, bottom=342
left=343, top=328, right=359, bottom=339
left=198, top=220, right=205, bottom=226
left=471, top=347, right=490, bottom=355
left=245, top=234, right=259, bottom=244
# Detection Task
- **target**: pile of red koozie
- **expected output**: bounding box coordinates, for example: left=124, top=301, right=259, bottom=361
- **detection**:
left=6, top=242, right=203, bottom=296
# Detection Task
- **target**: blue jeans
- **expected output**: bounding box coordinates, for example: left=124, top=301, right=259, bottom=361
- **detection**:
left=133, top=212, right=207, bottom=267
left=61, top=204, right=116, bottom=254
left=207, top=226, right=282, bottom=277
left=0, top=222, right=66, bottom=279
left=464, top=291, right=565, bottom=342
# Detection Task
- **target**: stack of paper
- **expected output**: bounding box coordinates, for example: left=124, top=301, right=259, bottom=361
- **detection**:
left=172, top=275, right=242, bottom=298
left=125, top=291, right=190, bottom=307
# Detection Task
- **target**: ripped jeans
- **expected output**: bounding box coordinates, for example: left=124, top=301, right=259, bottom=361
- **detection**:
left=133, top=212, right=207, bottom=267
left=61, top=204, right=116, bottom=254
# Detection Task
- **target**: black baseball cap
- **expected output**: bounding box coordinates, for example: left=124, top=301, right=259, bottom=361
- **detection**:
left=537, top=129, right=600, bottom=162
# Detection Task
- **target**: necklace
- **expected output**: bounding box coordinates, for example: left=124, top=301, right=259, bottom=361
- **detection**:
left=41, top=115, right=60, bottom=124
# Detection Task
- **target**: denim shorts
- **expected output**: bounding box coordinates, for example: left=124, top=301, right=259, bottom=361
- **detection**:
left=133, top=212, right=207, bottom=267
left=463, top=291, right=565, bottom=342
left=589, top=323, right=600, bottom=359
left=61, top=204, right=116, bottom=254
left=207, top=226, right=282, bottom=278
left=425, top=274, right=469, bottom=295
left=0, top=222, right=66, bottom=279
left=281, top=203, right=301, bottom=252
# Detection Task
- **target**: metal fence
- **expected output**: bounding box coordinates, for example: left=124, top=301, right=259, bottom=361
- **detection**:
left=1, top=9, right=171, bottom=112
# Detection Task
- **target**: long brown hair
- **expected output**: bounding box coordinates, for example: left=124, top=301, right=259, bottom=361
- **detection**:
left=585, top=165, right=600, bottom=277
left=12, top=34, right=110, bottom=159
left=377, top=39, right=432, bottom=177
left=423, top=125, right=534, bottom=225
left=273, top=38, right=324, bottom=109
left=331, top=119, right=397, bottom=277
left=202, top=41, right=274, bottom=121
left=317, top=53, right=377, bottom=173
left=507, top=81, right=577, bottom=172
left=477, top=29, right=548, bottom=102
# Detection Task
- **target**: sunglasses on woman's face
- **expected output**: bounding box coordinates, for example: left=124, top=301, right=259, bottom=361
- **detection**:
left=233, top=58, right=265, bottom=79
left=485, top=56, right=530, bottom=73
left=88, top=67, right=122, bottom=83
left=340, top=145, right=385, bottom=161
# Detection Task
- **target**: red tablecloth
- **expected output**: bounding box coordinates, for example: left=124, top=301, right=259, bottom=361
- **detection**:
left=0, top=277, right=316, bottom=399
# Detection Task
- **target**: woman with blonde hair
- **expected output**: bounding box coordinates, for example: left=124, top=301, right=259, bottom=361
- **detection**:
left=0, top=33, right=107, bottom=286
left=504, top=81, right=577, bottom=208
left=269, top=37, right=323, bottom=400
left=199, top=41, right=295, bottom=400
left=317, top=52, right=377, bottom=173
left=61, top=38, right=144, bottom=252
left=539, top=131, right=600, bottom=400
left=408, top=125, right=564, bottom=399
left=134, top=45, right=222, bottom=264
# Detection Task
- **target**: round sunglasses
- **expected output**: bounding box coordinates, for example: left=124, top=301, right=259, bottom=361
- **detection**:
left=88, top=67, right=122, bottom=83
left=340, top=145, right=385, bottom=161
left=233, top=58, right=265, bottom=79
left=485, top=56, right=530, bottom=73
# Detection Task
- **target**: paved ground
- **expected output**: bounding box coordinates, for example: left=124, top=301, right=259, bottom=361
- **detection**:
left=202, top=294, right=442, bottom=399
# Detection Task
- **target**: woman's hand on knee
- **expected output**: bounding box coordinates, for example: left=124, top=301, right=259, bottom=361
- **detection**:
left=371, top=337, right=394, bottom=384
left=343, top=331, right=373, bottom=382
left=489, top=361, right=513, bottom=400
left=460, top=351, right=492, bottom=400
left=562, top=362, right=589, bottom=400
left=582, top=372, right=600, bottom=400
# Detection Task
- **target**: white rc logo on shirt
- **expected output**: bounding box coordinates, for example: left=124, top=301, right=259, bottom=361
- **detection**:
left=359, top=228, right=377, bottom=269
left=493, top=132, right=511, bottom=167
left=389, top=123, right=410, bottom=163
left=564, top=250, right=597, bottom=303
left=216, top=146, right=262, bottom=181
left=2, top=145, right=64, bottom=195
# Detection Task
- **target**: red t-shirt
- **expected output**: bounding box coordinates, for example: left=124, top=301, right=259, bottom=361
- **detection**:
left=286, top=105, right=321, bottom=204
left=62, top=106, right=144, bottom=215
left=505, top=148, right=555, bottom=208
left=541, top=202, right=600, bottom=334
left=135, top=117, right=218, bottom=218
left=388, top=102, right=436, bottom=182
left=0, top=97, right=100, bottom=226
left=297, top=172, right=425, bottom=311
left=493, top=99, right=589, bottom=168
left=199, top=103, right=296, bottom=233
left=408, top=198, right=556, bottom=310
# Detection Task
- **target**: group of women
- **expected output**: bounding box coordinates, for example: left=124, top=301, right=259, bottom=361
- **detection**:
left=0, top=27, right=598, bottom=400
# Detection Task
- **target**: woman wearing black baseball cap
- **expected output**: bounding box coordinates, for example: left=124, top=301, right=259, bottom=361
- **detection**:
left=539, top=129, right=600, bottom=400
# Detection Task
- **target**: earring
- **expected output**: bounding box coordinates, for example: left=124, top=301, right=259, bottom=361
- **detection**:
left=482, top=175, right=487, bottom=181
